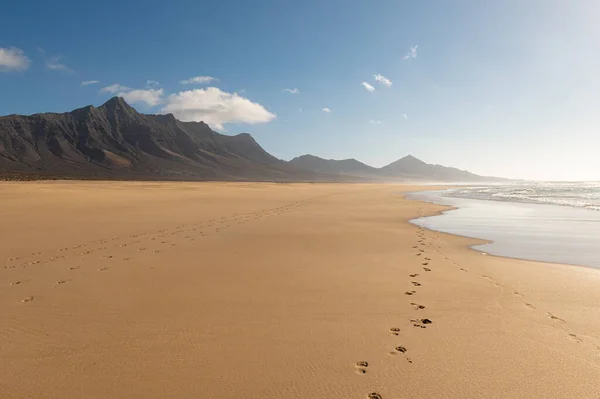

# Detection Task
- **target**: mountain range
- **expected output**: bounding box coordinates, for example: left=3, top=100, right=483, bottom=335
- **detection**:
left=0, top=97, right=507, bottom=182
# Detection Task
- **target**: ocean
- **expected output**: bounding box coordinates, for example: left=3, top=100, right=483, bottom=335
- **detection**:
left=449, top=182, right=600, bottom=211
left=408, top=183, right=600, bottom=268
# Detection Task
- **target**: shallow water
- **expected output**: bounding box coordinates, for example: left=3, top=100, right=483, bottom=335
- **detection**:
left=409, top=190, right=600, bottom=269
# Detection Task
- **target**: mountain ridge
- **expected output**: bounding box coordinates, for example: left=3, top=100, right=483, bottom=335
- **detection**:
left=0, top=97, right=508, bottom=182
left=289, top=154, right=507, bottom=182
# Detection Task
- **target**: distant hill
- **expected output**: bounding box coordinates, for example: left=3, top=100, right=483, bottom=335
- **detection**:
left=0, top=97, right=508, bottom=182
left=291, top=154, right=508, bottom=182
left=288, top=155, right=379, bottom=178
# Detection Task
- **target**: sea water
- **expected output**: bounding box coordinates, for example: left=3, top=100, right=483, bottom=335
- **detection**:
left=408, top=183, right=600, bottom=268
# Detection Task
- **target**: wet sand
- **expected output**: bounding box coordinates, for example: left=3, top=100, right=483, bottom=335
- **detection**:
left=410, top=189, right=600, bottom=268
left=1, top=181, right=599, bottom=398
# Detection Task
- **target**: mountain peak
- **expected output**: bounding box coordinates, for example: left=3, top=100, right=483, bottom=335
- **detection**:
left=399, top=154, right=423, bottom=163
left=100, top=96, right=135, bottom=112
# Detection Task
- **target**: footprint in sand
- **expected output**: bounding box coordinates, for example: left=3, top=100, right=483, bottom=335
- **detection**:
left=368, top=393, right=382, bottom=399
left=422, top=262, right=429, bottom=266
left=98, top=267, right=108, bottom=271
left=10, top=281, right=21, bottom=286
left=460, top=268, right=468, bottom=272
left=423, top=267, right=431, bottom=272
left=69, top=266, right=80, bottom=270
left=568, top=333, right=582, bottom=343
left=548, top=312, right=565, bottom=322
left=424, top=257, right=431, bottom=261
left=405, top=291, right=416, bottom=296
left=525, top=303, right=536, bottom=310
left=411, top=281, right=421, bottom=287
left=410, top=303, right=426, bottom=310
left=390, top=327, right=401, bottom=336
left=21, top=296, right=34, bottom=303
left=411, top=318, right=433, bottom=328
left=409, top=273, right=419, bottom=278
left=55, top=280, right=67, bottom=286
left=481, top=275, right=502, bottom=287
left=394, top=346, right=407, bottom=353
left=354, top=361, right=368, bottom=374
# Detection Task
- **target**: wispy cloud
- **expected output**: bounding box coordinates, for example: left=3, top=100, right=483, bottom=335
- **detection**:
left=0, top=47, right=30, bottom=72
left=146, top=80, right=160, bottom=87
left=119, top=88, right=164, bottom=107
left=369, top=120, right=382, bottom=124
left=161, top=87, right=275, bottom=130
left=403, top=113, right=408, bottom=120
left=100, top=84, right=131, bottom=93
left=39, top=49, right=73, bottom=73
left=361, top=82, right=375, bottom=92
left=322, top=108, right=332, bottom=113
left=374, top=74, right=392, bottom=87
left=283, top=88, right=300, bottom=94
left=81, top=80, right=99, bottom=86
left=180, top=76, right=218, bottom=85
left=403, top=45, right=418, bottom=60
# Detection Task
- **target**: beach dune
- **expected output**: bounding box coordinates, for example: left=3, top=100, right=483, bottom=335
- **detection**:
left=1, top=181, right=599, bottom=398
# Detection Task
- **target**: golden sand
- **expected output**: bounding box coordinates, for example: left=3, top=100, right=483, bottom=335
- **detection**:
left=1, top=181, right=599, bottom=398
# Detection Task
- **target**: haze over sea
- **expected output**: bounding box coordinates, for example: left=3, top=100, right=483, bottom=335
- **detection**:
left=410, top=182, right=600, bottom=269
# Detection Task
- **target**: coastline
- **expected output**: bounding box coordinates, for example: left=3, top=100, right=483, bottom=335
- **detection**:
left=1, top=181, right=599, bottom=398
left=408, top=189, right=600, bottom=270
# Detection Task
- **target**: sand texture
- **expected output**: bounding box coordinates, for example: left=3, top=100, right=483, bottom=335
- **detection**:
left=1, top=181, right=599, bottom=398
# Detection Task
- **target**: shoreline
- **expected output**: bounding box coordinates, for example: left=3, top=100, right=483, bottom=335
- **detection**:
left=1, top=181, right=599, bottom=398
left=407, top=189, right=600, bottom=270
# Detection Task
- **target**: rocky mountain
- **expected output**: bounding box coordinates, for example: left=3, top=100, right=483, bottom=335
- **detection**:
left=0, top=97, right=321, bottom=181
left=288, top=155, right=379, bottom=178
left=0, top=97, right=507, bottom=182
left=378, top=155, right=496, bottom=181
left=291, top=154, right=507, bottom=182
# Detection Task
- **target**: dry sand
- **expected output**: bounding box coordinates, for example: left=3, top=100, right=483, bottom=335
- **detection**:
left=1, top=181, right=599, bottom=398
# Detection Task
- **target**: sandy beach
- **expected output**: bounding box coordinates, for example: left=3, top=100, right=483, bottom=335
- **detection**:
left=1, top=181, right=600, bottom=399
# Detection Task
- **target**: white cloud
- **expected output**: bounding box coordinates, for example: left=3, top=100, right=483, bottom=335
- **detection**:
left=403, top=113, right=408, bottom=120
left=283, top=88, right=300, bottom=94
left=403, top=45, right=418, bottom=60
left=81, top=80, right=99, bottom=86
left=180, top=76, right=218, bottom=85
left=100, top=84, right=131, bottom=93
left=146, top=80, right=160, bottom=87
left=361, top=81, right=375, bottom=92
left=322, top=108, right=332, bottom=113
left=374, top=74, right=392, bottom=87
left=160, top=87, right=276, bottom=130
left=0, top=47, right=30, bottom=72
left=369, top=120, right=382, bottom=124
left=46, top=57, right=71, bottom=72
left=118, top=88, right=164, bottom=107
left=38, top=49, right=73, bottom=72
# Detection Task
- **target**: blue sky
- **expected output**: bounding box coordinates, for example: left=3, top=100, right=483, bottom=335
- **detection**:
left=1, top=0, right=599, bottom=181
